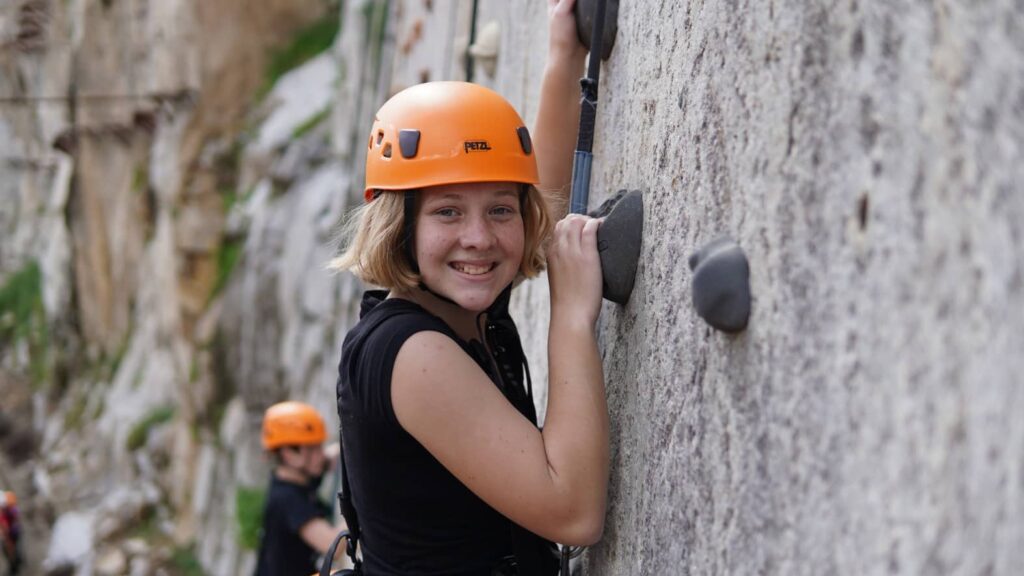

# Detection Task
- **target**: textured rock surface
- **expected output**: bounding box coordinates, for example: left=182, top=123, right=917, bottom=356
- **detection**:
left=582, top=2, right=1023, bottom=574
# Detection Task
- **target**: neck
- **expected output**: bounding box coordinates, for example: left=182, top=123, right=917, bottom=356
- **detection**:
left=391, top=287, right=484, bottom=342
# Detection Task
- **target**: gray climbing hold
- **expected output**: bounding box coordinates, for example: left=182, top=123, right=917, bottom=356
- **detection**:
left=574, top=0, right=619, bottom=61
left=688, top=236, right=751, bottom=333
left=592, top=190, right=643, bottom=305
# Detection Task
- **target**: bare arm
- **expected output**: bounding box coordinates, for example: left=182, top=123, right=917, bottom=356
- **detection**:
left=392, top=216, right=607, bottom=545
left=534, top=0, right=588, bottom=219
left=299, top=517, right=342, bottom=555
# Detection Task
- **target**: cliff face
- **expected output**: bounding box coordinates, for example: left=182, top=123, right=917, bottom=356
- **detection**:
left=2, top=1, right=1023, bottom=575
left=1, top=0, right=339, bottom=573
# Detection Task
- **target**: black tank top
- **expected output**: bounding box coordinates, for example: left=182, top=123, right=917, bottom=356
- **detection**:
left=337, top=290, right=554, bottom=575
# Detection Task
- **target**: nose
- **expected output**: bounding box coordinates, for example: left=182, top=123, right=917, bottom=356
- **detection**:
left=459, top=214, right=496, bottom=250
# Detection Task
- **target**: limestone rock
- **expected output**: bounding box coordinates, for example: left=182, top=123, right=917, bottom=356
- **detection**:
left=94, top=547, right=127, bottom=576
left=43, top=511, right=95, bottom=572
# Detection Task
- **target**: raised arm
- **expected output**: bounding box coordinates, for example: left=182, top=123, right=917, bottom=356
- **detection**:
left=533, top=0, right=588, bottom=219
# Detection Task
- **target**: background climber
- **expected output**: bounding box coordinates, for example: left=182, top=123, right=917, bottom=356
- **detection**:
left=0, top=491, right=22, bottom=575
left=254, top=401, right=342, bottom=576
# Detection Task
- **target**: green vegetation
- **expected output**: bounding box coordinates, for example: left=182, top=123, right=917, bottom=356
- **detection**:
left=0, top=261, right=43, bottom=340
left=0, top=261, right=51, bottom=388
left=292, top=107, right=331, bottom=139
left=261, top=15, right=340, bottom=98
left=126, top=506, right=161, bottom=541
left=63, top=393, right=89, bottom=431
left=126, top=406, right=176, bottom=451
left=213, top=239, right=243, bottom=297
left=235, top=486, right=267, bottom=550
left=132, top=164, right=149, bottom=194
left=169, top=546, right=206, bottom=576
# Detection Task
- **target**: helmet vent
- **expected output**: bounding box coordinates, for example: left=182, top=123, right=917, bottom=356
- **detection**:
left=382, top=143, right=392, bottom=158
left=517, top=126, right=533, bottom=155
left=376, top=131, right=385, bottom=145
left=399, top=129, right=420, bottom=158
left=367, top=135, right=373, bottom=149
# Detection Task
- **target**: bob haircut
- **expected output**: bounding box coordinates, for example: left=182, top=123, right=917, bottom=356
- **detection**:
left=329, top=185, right=555, bottom=290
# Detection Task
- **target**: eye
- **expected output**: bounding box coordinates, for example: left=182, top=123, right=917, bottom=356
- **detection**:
left=490, top=205, right=518, bottom=218
left=433, top=207, right=459, bottom=218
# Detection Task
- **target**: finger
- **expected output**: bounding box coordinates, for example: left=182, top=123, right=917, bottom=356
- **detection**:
left=552, top=217, right=575, bottom=254
left=581, top=217, right=601, bottom=249
left=565, top=214, right=589, bottom=253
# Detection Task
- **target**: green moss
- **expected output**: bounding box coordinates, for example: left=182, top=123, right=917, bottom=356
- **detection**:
left=235, top=486, right=267, bottom=550
left=63, top=393, right=89, bottom=431
left=169, top=545, right=206, bottom=576
left=0, top=261, right=52, bottom=388
left=0, top=261, right=43, bottom=340
left=126, top=406, right=176, bottom=451
left=132, top=164, right=149, bottom=194
left=291, top=107, right=330, bottom=139
left=213, top=239, right=243, bottom=297
left=125, top=506, right=161, bottom=541
left=261, top=15, right=340, bottom=98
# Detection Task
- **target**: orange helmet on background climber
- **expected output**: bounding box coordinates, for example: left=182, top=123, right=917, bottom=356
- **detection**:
left=4, top=491, right=15, bottom=506
left=364, top=81, right=539, bottom=200
left=261, top=402, right=327, bottom=450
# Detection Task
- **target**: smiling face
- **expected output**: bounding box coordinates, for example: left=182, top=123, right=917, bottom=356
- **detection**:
left=414, top=181, right=525, bottom=312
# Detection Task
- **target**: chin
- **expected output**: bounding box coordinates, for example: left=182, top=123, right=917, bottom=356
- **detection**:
left=451, top=293, right=498, bottom=312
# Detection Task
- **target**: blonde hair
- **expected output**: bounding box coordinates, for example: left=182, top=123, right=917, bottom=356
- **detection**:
left=329, top=185, right=554, bottom=290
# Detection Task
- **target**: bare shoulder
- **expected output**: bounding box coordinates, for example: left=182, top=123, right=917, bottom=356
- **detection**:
left=391, top=330, right=499, bottom=421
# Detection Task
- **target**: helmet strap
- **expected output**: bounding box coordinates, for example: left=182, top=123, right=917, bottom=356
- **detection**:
left=403, top=190, right=418, bottom=274
left=403, top=189, right=460, bottom=306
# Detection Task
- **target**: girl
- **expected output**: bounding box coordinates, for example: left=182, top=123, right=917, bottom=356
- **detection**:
left=331, top=2, right=607, bottom=573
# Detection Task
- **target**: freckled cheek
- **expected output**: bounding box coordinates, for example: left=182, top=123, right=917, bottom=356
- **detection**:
left=503, top=229, right=526, bottom=262
left=415, top=229, right=453, bottom=263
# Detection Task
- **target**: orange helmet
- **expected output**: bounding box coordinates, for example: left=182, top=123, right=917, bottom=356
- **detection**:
left=261, top=402, right=326, bottom=450
left=364, top=81, right=539, bottom=200
left=4, top=491, right=14, bottom=506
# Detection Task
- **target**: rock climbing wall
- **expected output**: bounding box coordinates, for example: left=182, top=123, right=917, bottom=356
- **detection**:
left=536, top=1, right=1023, bottom=574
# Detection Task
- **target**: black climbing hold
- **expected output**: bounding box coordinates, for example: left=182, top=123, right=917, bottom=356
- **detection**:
left=592, top=189, right=643, bottom=305
left=688, top=236, right=751, bottom=333
left=399, top=129, right=420, bottom=158
left=517, top=126, right=533, bottom=155
left=574, top=0, right=619, bottom=61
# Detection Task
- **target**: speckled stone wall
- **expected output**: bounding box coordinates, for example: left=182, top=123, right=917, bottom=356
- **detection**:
left=572, top=1, right=1023, bottom=574
left=383, top=1, right=1024, bottom=574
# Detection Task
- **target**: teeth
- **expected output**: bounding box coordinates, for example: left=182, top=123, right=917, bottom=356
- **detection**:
left=453, top=263, right=492, bottom=275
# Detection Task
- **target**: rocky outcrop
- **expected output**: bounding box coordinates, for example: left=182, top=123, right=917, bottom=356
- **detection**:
left=2, top=0, right=338, bottom=574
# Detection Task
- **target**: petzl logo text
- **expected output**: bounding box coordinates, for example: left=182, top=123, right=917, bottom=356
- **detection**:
left=464, top=140, right=492, bottom=153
